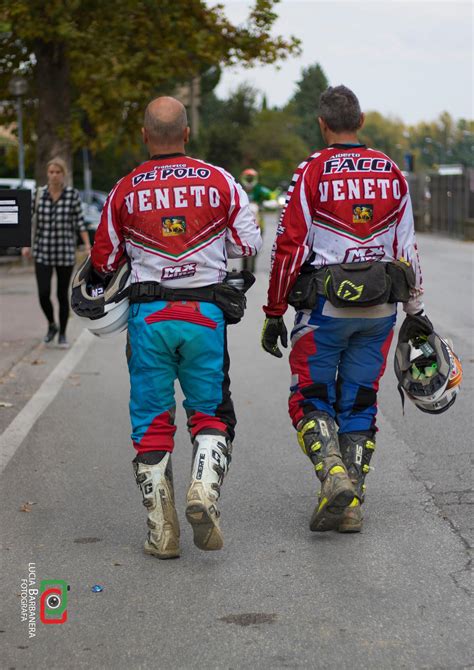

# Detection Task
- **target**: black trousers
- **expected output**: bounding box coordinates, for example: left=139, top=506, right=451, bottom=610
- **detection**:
left=35, top=262, right=74, bottom=335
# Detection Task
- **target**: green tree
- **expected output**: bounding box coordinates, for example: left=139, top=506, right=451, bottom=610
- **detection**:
left=241, top=107, right=309, bottom=188
left=450, top=118, right=474, bottom=167
left=359, top=111, right=407, bottom=167
left=287, top=63, right=329, bottom=151
left=196, top=84, right=259, bottom=176
left=0, top=0, right=300, bottom=182
left=408, top=113, right=473, bottom=170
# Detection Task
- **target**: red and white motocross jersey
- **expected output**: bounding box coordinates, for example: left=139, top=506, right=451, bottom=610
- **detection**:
left=264, top=144, right=424, bottom=317
left=91, top=154, right=262, bottom=287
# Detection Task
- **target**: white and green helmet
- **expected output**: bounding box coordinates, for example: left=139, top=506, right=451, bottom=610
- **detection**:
left=71, top=256, right=131, bottom=337
left=394, top=315, right=462, bottom=415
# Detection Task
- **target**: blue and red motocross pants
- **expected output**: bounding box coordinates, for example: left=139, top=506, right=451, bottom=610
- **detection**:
left=126, top=299, right=235, bottom=455
left=288, top=296, right=397, bottom=434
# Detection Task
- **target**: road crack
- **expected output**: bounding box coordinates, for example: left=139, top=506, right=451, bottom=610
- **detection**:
left=407, top=462, right=472, bottom=597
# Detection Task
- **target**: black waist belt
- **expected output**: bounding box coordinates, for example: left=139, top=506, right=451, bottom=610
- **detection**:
left=129, top=280, right=248, bottom=325
left=287, top=260, right=416, bottom=310
left=129, top=281, right=217, bottom=304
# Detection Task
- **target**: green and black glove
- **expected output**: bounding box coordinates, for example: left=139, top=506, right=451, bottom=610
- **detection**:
left=399, top=311, right=434, bottom=342
left=261, top=317, right=288, bottom=358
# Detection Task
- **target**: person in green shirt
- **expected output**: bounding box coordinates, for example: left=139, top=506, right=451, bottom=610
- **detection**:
left=240, top=168, right=272, bottom=206
left=239, top=168, right=272, bottom=271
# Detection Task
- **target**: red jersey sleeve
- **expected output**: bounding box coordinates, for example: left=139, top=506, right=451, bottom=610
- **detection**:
left=391, top=172, right=424, bottom=314
left=225, top=180, right=262, bottom=258
left=264, top=158, right=317, bottom=316
left=90, top=180, right=126, bottom=275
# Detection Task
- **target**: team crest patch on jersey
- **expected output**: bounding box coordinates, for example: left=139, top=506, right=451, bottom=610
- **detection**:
left=352, top=205, right=373, bottom=224
left=162, top=216, right=186, bottom=236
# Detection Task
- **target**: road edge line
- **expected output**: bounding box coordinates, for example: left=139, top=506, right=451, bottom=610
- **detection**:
left=0, top=329, right=94, bottom=475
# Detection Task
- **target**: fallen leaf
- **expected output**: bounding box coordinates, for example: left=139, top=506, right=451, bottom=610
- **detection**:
left=30, top=359, right=45, bottom=366
left=20, top=503, right=32, bottom=512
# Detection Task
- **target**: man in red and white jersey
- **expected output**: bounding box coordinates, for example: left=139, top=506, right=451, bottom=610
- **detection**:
left=261, top=85, right=431, bottom=534
left=91, top=96, right=261, bottom=558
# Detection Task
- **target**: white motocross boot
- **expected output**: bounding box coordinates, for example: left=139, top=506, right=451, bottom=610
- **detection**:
left=133, top=452, right=180, bottom=559
left=185, top=433, right=231, bottom=551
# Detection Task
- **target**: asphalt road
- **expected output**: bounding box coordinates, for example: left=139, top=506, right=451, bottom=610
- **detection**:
left=1, top=214, right=472, bottom=669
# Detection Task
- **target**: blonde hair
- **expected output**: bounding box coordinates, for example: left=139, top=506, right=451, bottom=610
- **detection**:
left=47, top=157, right=68, bottom=179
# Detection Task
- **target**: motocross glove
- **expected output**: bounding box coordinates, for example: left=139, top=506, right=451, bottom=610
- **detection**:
left=399, top=311, right=434, bottom=342
left=261, top=317, right=288, bottom=358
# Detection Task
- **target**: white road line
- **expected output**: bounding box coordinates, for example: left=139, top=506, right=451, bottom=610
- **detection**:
left=0, top=329, right=94, bottom=475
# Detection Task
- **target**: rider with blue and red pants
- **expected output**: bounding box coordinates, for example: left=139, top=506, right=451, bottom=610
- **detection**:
left=91, top=97, right=262, bottom=558
left=261, top=86, right=424, bottom=533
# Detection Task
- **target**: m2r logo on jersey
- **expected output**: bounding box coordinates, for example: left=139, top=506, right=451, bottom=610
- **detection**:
left=161, top=263, right=196, bottom=280
left=343, top=246, right=385, bottom=262
left=162, top=216, right=186, bottom=236
left=352, top=205, right=373, bottom=223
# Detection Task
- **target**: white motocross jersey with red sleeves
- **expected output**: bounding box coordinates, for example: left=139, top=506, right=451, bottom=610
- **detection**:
left=91, top=153, right=262, bottom=287
left=264, top=144, right=424, bottom=317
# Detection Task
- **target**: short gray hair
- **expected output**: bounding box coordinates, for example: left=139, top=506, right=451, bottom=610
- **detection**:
left=318, top=86, right=362, bottom=133
left=144, top=104, right=188, bottom=143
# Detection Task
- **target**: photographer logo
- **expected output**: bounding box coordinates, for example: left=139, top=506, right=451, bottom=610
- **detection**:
left=20, top=564, right=69, bottom=637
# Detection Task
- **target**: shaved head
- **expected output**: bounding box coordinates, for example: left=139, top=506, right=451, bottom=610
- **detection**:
left=143, top=96, right=188, bottom=145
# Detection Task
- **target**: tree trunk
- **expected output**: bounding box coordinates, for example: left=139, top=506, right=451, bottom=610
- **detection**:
left=34, top=41, right=72, bottom=186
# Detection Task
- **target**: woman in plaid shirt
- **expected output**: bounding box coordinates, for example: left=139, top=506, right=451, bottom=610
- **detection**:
left=23, top=158, right=90, bottom=347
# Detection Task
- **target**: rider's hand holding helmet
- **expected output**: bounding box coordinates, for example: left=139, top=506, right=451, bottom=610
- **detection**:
left=70, top=256, right=131, bottom=337
left=394, top=312, right=462, bottom=414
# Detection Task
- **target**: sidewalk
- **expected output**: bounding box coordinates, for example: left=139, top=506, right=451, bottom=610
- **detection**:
left=0, top=257, right=86, bottom=434
left=0, top=258, right=46, bottom=379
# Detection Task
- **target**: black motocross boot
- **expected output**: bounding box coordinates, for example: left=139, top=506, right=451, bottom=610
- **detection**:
left=297, top=411, right=355, bottom=531
left=337, top=432, right=376, bottom=533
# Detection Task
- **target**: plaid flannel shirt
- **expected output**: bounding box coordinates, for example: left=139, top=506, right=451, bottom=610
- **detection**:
left=33, top=186, right=86, bottom=266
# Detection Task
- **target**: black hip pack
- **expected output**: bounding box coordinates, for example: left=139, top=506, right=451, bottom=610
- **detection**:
left=288, top=261, right=415, bottom=310
left=323, top=262, right=391, bottom=308
left=128, top=271, right=255, bottom=324
left=385, top=259, right=416, bottom=303
left=286, top=265, right=320, bottom=311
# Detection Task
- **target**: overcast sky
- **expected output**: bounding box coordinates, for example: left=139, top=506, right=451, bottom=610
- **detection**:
left=214, top=0, right=473, bottom=125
